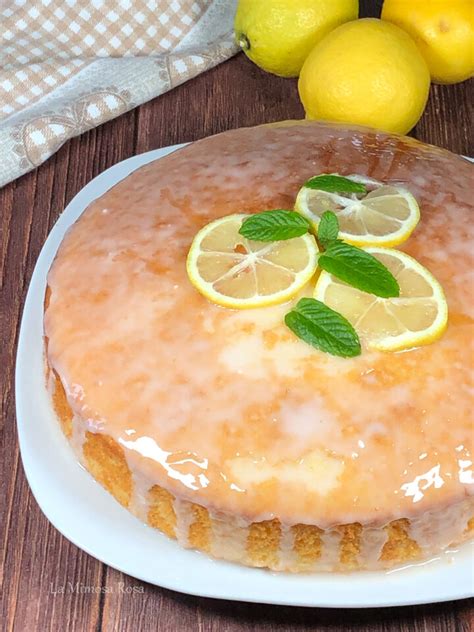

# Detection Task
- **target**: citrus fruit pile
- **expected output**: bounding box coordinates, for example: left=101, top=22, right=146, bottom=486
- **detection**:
left=234, top=1, right=473, bottom=135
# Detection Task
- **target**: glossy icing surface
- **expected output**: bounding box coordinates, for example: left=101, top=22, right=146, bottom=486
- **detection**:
left=44, top=121, right=474, bottom=527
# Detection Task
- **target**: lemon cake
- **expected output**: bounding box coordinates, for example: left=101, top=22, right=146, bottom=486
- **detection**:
left=44, top=120, right=474, bottom=571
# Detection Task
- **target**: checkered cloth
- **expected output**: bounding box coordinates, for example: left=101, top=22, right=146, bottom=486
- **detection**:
left=0, top=0, right=238, bottom=187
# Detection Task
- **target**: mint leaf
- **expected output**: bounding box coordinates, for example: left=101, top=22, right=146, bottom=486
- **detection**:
left=285, top=298, right=361, bottom=358
left=239, top=210, right=310, bottom=242
left=317, top=211, right=339, bottom=247
left=304, top=174, right=367, bottom=195
left=318, top=241, right=399, bottom=298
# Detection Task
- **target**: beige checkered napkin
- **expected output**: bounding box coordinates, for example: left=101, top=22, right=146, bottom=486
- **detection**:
left=0, top=0, right=238, bottom=187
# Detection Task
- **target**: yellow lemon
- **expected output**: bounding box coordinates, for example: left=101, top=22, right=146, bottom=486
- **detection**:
left=295, top=175, right=420, bottom=248
left=382, top=0, right=474, bottom=84
left=234, top=0, right=359, bottom=78
left=187, top=214, right=319, bottom=309
left=314, top=248, right=448, bottom=352
left=298, top=18, right=431, bottom=135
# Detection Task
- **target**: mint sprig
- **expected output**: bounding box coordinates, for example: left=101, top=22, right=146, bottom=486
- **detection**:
left=238, top=209, right=399, bottom=298
left=285, top=298, right=361, bottom=358
left=304, top=174, right=367, bottom=195
left=317, top=211, right=340, bottom=248
left=230, top=188, right=404, bottom=358
left=239, top=210, right=310, bottom=242
left=318, top=240, right=400, bottom=298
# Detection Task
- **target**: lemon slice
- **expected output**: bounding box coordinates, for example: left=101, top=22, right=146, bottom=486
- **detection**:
left=314, top=247, right=448, bottom=352
left=295, top=174, right=420, bottom=247
left=187, top=214, right=318, bottom=309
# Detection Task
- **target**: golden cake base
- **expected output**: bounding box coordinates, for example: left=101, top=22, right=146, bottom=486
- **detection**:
left=49, top=366, right=473, bottom=573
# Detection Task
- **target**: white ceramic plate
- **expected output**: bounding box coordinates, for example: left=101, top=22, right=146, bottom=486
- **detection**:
left=16, top=145, right=474, bottom=608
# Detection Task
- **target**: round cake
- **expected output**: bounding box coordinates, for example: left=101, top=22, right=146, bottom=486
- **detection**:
left=44, top=120, right=474, bottom=571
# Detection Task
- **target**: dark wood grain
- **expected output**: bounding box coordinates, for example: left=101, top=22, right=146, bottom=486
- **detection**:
left=1, top=0, right=473, bottom=629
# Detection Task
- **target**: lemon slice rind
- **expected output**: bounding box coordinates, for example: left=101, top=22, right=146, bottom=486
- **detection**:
left=314, top=247, right=448, bottom=352
left=187, top=214, right=319, bottom=309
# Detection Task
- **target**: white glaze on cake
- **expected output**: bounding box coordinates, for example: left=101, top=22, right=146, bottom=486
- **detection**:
left=209, top=512, right=249, bottom=563
left=172, top=498, right=195, bottom=547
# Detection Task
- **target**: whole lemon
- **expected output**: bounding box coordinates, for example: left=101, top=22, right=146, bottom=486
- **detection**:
left=298, top=18, right=430, bottom=135
left=234, top=0, right=359, bottom=78
left=382, top=0, right=474, bottom=84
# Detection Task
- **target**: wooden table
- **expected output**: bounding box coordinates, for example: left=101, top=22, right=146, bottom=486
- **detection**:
left=2, top=1, right=473, bottom=628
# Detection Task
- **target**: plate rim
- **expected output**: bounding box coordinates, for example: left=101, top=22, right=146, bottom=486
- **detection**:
left=15, top=144, right=474, bottom=609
